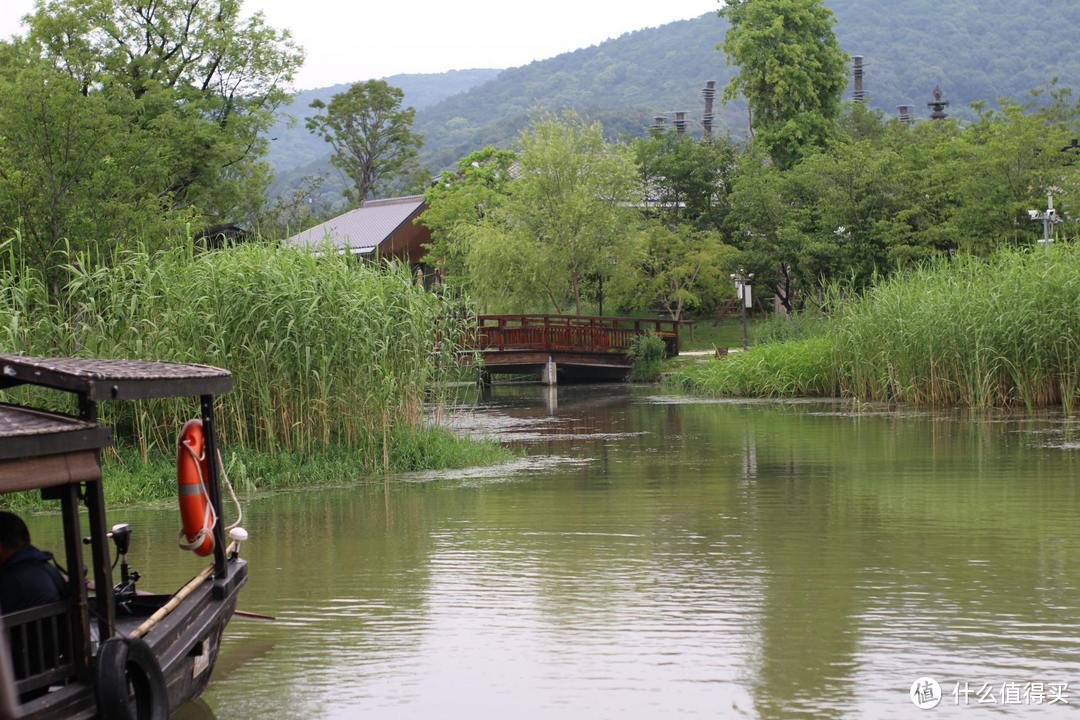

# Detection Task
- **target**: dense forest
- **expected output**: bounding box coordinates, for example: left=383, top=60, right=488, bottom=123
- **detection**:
left=267, top=0, right=1080, bottom=204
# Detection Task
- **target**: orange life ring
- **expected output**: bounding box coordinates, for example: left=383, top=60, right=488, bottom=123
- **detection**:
left=176, top=419, right=216, bottom=556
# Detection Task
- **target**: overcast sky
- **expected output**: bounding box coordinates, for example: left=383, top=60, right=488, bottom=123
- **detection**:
left=0, top=0, right=719, bottom=89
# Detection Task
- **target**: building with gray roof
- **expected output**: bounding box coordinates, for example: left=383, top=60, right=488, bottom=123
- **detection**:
left=284, top=195, right=431, bottom=265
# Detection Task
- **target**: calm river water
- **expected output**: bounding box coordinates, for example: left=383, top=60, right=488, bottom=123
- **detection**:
left=34, top=384, right=1080, bottom=718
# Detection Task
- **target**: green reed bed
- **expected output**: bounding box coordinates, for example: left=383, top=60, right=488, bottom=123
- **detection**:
left=0, top=240, right=510, bottom=509
left=667, top=336, right=837, bottom=398
left=668, top=245, right=1080, bottom=411
left=834, top=245, right=1080, bottom=411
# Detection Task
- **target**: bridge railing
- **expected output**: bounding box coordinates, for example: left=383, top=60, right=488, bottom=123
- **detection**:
left=474, top=315, right=680, bottom=356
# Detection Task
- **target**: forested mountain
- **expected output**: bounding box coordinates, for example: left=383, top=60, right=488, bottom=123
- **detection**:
left=269, top=0, right=1080, bottom=199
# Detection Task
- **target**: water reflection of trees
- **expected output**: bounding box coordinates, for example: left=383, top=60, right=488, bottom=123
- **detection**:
left=91, top=386, right=1080, bottom=717
left=669, top=401, right=1080, bottom=718
left=471, top=386, right=1080, bottom=717
left=203, top=484, right=449, bottom=716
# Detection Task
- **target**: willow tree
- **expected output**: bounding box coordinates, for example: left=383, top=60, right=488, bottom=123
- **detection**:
left=306, top=80, right=423, bottom=205
left=464, top=113, right=641, bottom=315
left=719, top=0, right=848, bottom=168
left=614, top=223, right=738, bottom=322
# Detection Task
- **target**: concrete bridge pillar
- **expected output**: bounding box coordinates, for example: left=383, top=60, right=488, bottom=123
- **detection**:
left=541, top=356, right=557, bottom=386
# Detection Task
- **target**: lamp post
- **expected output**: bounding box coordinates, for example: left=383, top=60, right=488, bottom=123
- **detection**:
left=1028, top=192, right=1062, bottom=249
left=731, top=269, right=754, bottom=351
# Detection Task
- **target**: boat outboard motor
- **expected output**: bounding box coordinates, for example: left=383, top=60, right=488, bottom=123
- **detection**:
left=110, top=523, right=141, bottom=605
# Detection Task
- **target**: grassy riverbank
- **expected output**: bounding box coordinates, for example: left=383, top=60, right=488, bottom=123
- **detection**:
left=669, top=245, right=1080, bottom=411
left=678, top=317, right=763, bottom=352
left=669, top=336, right=837, bottom=398
left=0, top=240, right=511, bottom=510
left=2, top=427, right=511, bottom=513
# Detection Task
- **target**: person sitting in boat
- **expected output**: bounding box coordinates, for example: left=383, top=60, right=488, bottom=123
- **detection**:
left=0, top=511, right=66, bottom=615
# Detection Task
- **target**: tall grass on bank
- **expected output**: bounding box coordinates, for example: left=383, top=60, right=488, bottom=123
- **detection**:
left=754, top=307, right=832, bottom=345
left=0, top=240, right=476, bottom=463
left=834, top=246, right=1080, bottom=411
left=668, top=336, right=837, bottom=398
left=669, top=245, right=1080, bottom=411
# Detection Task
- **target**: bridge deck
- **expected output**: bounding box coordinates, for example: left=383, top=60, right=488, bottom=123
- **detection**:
left=471, top=315, right=679, bottom=382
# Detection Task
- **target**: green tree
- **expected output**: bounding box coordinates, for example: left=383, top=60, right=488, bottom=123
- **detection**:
left=873, top=88, right=1078, bottom=256
left=464, top=113, right=641, bottom=314
left=728, top=141, right=929, bottom=311
left=0, top=0, right=302, bottom=269
left=724, top=152, right=801, bottom=311
left=719, top=0, right=848, bottom=168
left=945, top=96, right=1077, bottom=252
left=725, top=89, right=1080, bottom=311
left=634, top=130, right=737, bottom=228
left=420, top=146, right=517, bottom=280
left=614, top=222, right=738, bottom=321
left=0, top=56, right=185, bottom=274
left=23, top=0, right=302, bottom=214
left=258, top=175, right=336, bottom=238
left=306, top=80, right=423, bottom=205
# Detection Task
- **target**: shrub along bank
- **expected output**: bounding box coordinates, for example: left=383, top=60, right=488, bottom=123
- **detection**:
left=628, top=333, right=667, bottom=382
left=669, top=245, right=1080, bottom=411
left=0, top=240, right=510, bottom=509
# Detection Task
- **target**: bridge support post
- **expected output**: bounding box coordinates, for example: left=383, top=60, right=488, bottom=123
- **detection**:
left=541, top=355, right=557, bottom=386
left=544, top=385, right=558, bottom=415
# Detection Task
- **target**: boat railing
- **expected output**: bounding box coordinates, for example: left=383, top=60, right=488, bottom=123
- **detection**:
left=2, top=600, right=76, bottom=698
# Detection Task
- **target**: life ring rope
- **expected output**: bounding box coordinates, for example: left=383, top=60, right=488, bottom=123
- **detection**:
left=217, top=446, right=244, bottom=533
left=177, top=436, right=217, bottom=553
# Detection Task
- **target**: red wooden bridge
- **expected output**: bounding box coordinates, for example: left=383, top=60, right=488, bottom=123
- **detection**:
left=470, top=314, right=680, bottom=383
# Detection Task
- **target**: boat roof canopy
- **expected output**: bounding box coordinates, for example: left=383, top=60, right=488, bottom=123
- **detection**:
left=0, top=354, right=233, bottom=401
left=0, top=404, right=111, bottom=492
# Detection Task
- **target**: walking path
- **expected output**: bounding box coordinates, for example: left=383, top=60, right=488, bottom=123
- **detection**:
left=680, top=348, right=744, bottom=357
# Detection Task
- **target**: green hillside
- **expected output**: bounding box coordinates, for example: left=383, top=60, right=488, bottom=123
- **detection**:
left=413, top=0, right=1080, bottom=171
left=266, top=68, right=500, bottom=195
left=268, top=0, right=1080, bottom=199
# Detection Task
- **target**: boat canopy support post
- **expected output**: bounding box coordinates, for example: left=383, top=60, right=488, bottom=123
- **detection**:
left=78, top=393, right=115, bottom=642
left=200, top=395, right=228, bottom=582
left=58, top=482, right=90, bottom=679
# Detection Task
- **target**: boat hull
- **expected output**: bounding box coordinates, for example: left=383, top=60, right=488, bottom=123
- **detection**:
left=16, top=558, right=247, bottom=719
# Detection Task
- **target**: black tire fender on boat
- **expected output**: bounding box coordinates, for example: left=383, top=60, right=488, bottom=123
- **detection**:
left=95, top=636, right=169, bottom=720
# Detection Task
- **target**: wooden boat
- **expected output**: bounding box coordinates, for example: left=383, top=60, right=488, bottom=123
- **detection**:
left=0, top=355, right=247, bottom=719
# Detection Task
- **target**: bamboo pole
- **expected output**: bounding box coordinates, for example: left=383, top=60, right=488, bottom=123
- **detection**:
left=128, top=565, right=214, bottom=640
